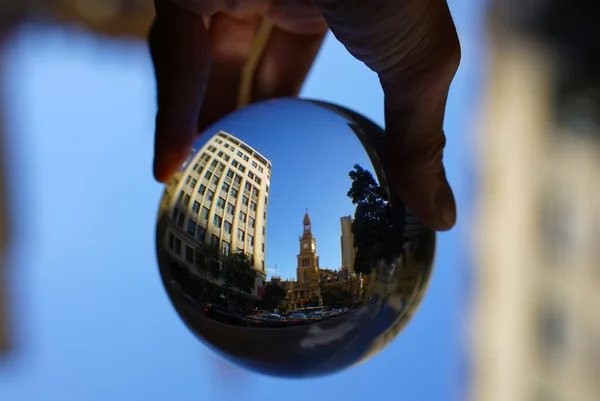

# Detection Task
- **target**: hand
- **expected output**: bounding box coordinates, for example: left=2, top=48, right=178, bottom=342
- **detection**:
left=150, top=0, right=461, bottom=231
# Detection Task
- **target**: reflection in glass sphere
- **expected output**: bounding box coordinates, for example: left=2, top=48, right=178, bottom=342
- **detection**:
left=156, top=98, right=436, bottom=378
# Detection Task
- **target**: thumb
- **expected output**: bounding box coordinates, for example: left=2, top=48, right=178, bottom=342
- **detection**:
left=383, top=90, right=456, bottom=231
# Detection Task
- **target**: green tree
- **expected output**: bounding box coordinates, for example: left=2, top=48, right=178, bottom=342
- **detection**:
left=222, top=251, right=257, bottom=294
left=195, top=242, right=221, bottom=279
left=321, top=287, right=352, bottom=307
left=347, top=164, right=397, bottom=275
left=262, top=282, right=286, bottom=310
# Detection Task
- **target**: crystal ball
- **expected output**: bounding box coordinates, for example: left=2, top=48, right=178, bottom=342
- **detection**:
left=156, top=98, right=436, bottom=378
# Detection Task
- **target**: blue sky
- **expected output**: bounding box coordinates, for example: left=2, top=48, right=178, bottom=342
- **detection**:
left=0, top=2, right=484, bottom=400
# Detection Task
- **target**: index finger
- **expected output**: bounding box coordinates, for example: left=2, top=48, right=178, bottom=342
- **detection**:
left=150, top=1, right=211, bottom=183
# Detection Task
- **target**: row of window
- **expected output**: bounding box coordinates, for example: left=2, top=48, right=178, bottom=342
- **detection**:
left=214, top=135, right=268, bottom=174
left=167, top=230, right=266, bottom=272
left=172, top=200, right=266, bottom=246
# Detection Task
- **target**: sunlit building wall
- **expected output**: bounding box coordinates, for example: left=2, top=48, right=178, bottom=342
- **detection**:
left=468, top=7, right=600, bottom=401
left=163, top=131, right=272, bottom=295
left=340, top=216, right=356, bottom=273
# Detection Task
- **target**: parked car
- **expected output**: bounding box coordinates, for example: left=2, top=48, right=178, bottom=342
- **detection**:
left=203, top=304, right=247, bottom=326
left=286, top=312, right=309, bottom=325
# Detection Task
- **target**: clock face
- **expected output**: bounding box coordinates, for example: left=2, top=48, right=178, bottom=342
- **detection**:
left=303, top=243, right=308, bottom=249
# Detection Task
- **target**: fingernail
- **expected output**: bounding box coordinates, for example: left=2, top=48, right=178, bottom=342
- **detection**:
left=434, top=184, right=456, bottom=230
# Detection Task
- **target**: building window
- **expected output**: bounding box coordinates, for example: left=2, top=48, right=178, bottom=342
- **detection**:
left=238, top=164, right=246, bottom=173
left=243, top=155, right=249, bottom=162
left=207, top=190, right=214, bottom=201
left=248, top=235, right=254, bottom=247
left=192, top=201, right=200, bottom=214
left=213, top=214, right=223, bottom=228
left=234, top=174, right=242, bottom=184
left=251, top=161, right=258, bottom=168
left=537, top=303, right=568, bottom=360
left=210, top=234, right=220, bottom=248
left=193, top=163, right=199, bottom=170
left=255, top=177, right=262, bottom=185
left=264, top=196, right=268, bottom=206
left=262, top=260, right=265, bottom=271
left=185, top=246, right=194, bottom=263
left=238, top=229, right=245, bottom=241
left=250, top=201, right=257, bottom=211
left=226, top=203, right=235, bottom=215
left=183, top=194, right=191, bottom=206
left=223, top=154, right=230, bottom=162
left=222, top=182, right=230, bottom=192
left=197, top=165, right=203, bottom=174
left=174, top=238, right=182, bottom=254
left=242, top=196, right=249, bottom=206
left=226, top=169, right=235, bottom=179
left=232, top=160, right=239, bottom=167
left=217, top=197, right=226, bottom=208
left=237, top=151, right=243, bottom=157
left=201, top=207, right=209, bottom=220
left=223, top=221, right=232, bottom=234
left=222, top=241, right=231, bottom=255
left=217, top=151, right=224, bottom=157
left=224, top=143, right=229, bottom=149
left=266, top=185, right=269, bottom=193
left=204, top=171, right=212, bottom=180
left=258, top=166, right=264, bottom=173
left=239, top=212, right=247, bottom=223
left=248, top=171, right=255, bottom=180
left=198, top=184, right=206, bottom=195
left=230, top=188, right=238, bottom=198
left=263, top=227, right=266, bottom=236
left=187, top=220, right=196, bottom=236
left=252, top=188, right=259, bottom=197
left=245, top=182, right=252, bottom=192
left=190, top=178, right=197, bottom=189
left=168, top=232, right=174, bottom=249
left=249, top=217, right=255, bottom=228
left=196, top=226, right=206, bottom=242
left=218, top=163, right=225, bottom=172
left=211, top=159, right=218, bottom=167
left=262, top=243, right=265, bottom=252
left=185, top=175, right=191, bottom=184
left=211, top=175, right=219, bottom=185
left=176, top=212, right=185, bottom=228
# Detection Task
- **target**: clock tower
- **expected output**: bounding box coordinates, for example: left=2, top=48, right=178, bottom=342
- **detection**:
left=297, top=210, right=319, bottom=284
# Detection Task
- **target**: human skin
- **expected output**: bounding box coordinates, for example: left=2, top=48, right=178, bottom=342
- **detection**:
left=150, top=0, right=461, bottom=231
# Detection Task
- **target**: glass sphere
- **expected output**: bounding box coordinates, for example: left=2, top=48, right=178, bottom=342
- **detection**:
left=156, top=98, right=436, bottom=378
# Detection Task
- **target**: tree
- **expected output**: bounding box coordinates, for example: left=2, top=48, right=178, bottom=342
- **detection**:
left=195, top=242, right=221, bottom=279
left=347, top=164, right=398, bottom=275
left=221, top=251, right=257, bottom=294
left=321, top=287, right=352, bottom=308
left=262, top=282, right=286, bottom=310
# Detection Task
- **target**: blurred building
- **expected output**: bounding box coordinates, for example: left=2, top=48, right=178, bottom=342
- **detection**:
left=468, top=2, right=600, bottom=401
left=163, top=131, right=271, bottom=298
left=4, top=0, right=154, bottom=39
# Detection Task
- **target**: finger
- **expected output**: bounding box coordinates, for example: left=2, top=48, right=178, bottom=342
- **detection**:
left=384, top=90, right=456, bottom=231
left=313, top=0, right=460, bottom=230
left=196, top=13, right=263, bottom=133
left=251, top=25, right=328, bottom=101
left=151, top=1, right=210, bottom=183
